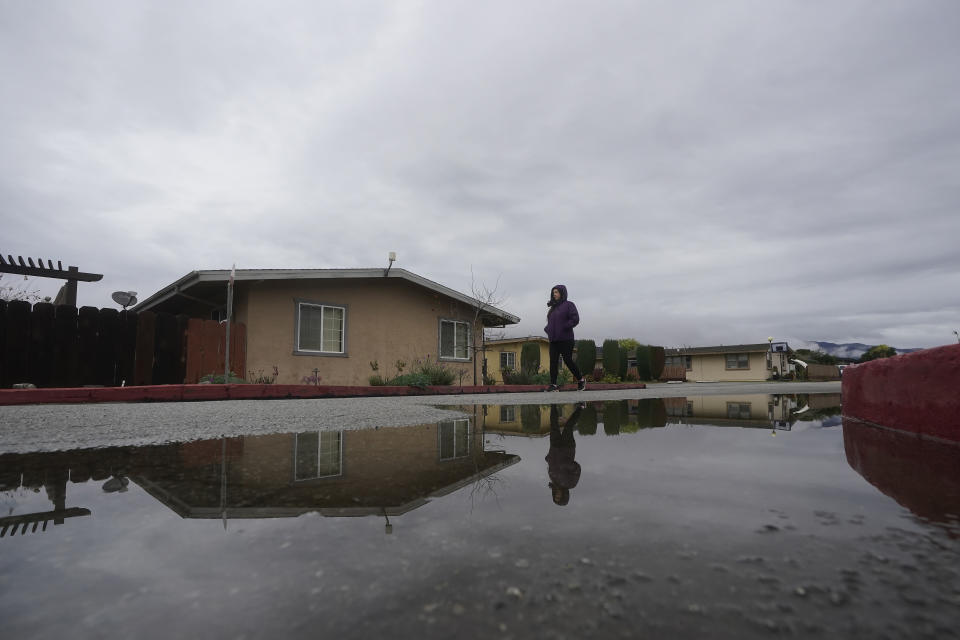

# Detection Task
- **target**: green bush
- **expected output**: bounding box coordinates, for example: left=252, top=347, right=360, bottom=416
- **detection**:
left=502, top=368, right=534, bottom=385
left=578, top=404, right=598, bottom=435
left=575, top=340, right=596, bottom=379
left=603, top=400, right=626, bottom=435
left=370, top=355, right=456, bottom=386
left=532, top=369, right=571, bottom=386
left=521, top=342, right=541, bottom=374
left=521, top=405, right=542, bottom=432
left=602, top=339, right=620, bottom=381
left=649, top=346, right=665, bottom=379
left=618, top=345, right=628, bottom=379
left=635, top=344, right=652, bottom=380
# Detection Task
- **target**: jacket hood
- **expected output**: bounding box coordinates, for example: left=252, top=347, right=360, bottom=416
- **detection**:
left=549, top=284, right=568, bottom=306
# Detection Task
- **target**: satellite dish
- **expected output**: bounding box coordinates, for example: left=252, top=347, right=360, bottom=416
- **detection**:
left=112, top=291, right=138, bottom=309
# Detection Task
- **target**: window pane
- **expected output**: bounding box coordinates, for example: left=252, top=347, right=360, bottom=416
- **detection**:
left=440, top=322, right=454, bottom=358
left=454, top=420, right=469, bottom=457
left=455, top=323, right=469, bottom=359
left=322, top=306, right=344, bottom=352
left=316, top=432, right=342, bottom=476
left=439, top=421, right=454, bottom=458
left=299, top=305, right=324, bottom=352
left=294, top=432, right=319, bottom=480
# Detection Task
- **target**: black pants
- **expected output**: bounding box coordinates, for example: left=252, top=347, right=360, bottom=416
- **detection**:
left=549, top=339, right=583, bottom=384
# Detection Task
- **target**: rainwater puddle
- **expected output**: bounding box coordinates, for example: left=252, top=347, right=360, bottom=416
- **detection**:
left=1, top=393, right=958, bottom=639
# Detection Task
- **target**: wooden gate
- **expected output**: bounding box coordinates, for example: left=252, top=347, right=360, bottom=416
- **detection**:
left=183, top=319, right=246, bottom=383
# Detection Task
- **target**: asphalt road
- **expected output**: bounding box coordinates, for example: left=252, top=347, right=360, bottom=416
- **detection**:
left=0, top=381, right=841, bottom=454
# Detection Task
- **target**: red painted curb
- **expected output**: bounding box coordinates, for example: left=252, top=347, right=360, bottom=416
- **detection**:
left=0, top=382, right=647, bottom=406
left=841, top=343, right=960, bottom=442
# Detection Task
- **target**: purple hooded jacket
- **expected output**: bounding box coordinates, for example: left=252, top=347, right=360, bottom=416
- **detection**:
left=544, top=284, right=579, bottom=342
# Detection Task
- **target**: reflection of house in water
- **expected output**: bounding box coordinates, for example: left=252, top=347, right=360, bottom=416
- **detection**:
left=0, top=415, right=519, bottom=533
left=483, top=404, right=556, bottom=437
left=137, top=416, right=518, bottom=521
left=0, top=447, right=140, bottom=537
left=664, top=394, right=802, bottom=431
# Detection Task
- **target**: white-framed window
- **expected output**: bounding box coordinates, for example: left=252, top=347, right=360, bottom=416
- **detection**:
left=296, top=301, right=345, bottom=355
left=500, top=406, right=517, bottom=422
left=439, top=319, right=470, bottom=360
left=725, top=353, right=750, bottom=370
left=500, top=351, right=516, bottom=370
left=294, top=431, right=343, bottom=480
left=665, top=355, right=692, bottom=370
left=439, top=419, right=470, bottom=460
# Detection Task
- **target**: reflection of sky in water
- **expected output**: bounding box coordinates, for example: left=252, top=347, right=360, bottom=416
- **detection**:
left=0, top=394, right=956, bottom=639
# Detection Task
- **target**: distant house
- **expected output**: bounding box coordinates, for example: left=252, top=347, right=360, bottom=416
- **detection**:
left=134, top=268, right=520, bottom=386
left=483, top=336, right=550, bottom=383
left=663, top=343, right=792, bottom=382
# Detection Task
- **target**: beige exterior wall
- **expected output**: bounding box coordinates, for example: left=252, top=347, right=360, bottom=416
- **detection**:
left=236, top=278, right=484, bottom=386
left=685, top=394, right=788, bottom=422
left=484, top=339, right=550, bottom=383
left=685, top=351, right=771, bottom=382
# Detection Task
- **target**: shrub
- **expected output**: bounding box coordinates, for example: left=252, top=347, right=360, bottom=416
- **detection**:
left=577, top=404, right=598, bottom=435
left=521, top=342, right=540, bottom=374
left=532, top=369, right=571, bottom=386
left=618, top=345, right=628, bottom=379
left=248, top=366, right=278, bottom=384
left=502, top=368, right=534, bottom=385
left=603, top=400, right=625, bottom=435
left=649, top=346, right=665, bottom=379
left=387, top=372, right=432, bottom=388
left=635, top=344, right=652, bottom=380
left=409, top=356, right=455, bottom=385
left=602, top=340, right=621, bottom=381
left=575, top=340, right=596, bottom=379
left=482, top=372, right=497, bottom=385
left=521, top=405, right=542, bottom=433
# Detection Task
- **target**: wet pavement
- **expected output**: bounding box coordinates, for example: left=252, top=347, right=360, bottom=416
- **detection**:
left=1, top=389, right=958, bottom=639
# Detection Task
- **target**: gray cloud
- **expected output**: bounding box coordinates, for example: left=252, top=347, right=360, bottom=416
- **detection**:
left=2, top=0, right=958, bottom=350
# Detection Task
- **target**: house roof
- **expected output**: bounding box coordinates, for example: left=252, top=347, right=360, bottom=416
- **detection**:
left=665, top=343, right=786, bottom=356
left=133, top=268, right=520, bottom=327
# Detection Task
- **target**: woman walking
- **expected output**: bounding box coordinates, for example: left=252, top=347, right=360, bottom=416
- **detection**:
left=544, top=284, right=587, bottom=391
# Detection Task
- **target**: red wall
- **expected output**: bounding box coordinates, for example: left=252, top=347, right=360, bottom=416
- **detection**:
left=841, top=343, right=960, bottom=442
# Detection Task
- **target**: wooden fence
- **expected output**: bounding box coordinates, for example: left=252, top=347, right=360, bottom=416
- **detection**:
left=0, top=300, right=245, bottom=388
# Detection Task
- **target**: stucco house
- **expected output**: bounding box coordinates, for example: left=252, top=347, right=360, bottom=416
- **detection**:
left=483, top=336, right=550, bottom=384
left=663, top=343, right=793, bottom=382
left=134, top=268, right=520, bottom=386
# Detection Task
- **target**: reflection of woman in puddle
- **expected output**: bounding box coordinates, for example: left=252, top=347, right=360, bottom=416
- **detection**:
left=546, top=404, right=584, bottom=506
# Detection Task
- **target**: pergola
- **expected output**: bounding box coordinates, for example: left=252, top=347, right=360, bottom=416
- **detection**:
left=0, top=253, right=102, bottom=306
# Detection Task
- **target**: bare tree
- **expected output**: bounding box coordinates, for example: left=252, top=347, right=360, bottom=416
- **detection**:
left=469, top=266, right=507, bottom=386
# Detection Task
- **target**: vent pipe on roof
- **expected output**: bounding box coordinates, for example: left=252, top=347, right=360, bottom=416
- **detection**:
left=383, top=251, right=397, bottom=277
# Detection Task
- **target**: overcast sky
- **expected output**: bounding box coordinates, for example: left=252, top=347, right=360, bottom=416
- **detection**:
left=2, top=1, right=958, bottom=350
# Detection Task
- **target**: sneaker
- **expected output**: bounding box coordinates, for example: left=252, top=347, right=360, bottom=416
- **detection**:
left=544, top=384, right=560, bottom=392
left=577, top=378, right=587, bottom=391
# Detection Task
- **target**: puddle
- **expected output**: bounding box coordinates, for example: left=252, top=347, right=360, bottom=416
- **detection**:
left=1, top=393, right=957, bottom=639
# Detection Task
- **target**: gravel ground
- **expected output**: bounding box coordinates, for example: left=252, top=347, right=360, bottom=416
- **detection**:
left=0, top=381, right=840, bottom=453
